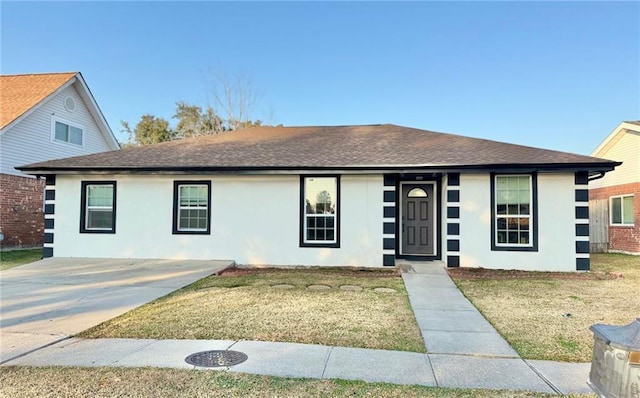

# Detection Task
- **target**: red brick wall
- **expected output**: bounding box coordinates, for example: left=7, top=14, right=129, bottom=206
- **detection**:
left=0, top=173, right=45, bottom=249
left=590, top=182, right=640, bottom=253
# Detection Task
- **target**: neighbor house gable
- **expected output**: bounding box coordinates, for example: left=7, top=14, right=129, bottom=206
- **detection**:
left=590, top=121, right=640, bottom=189
left=0, top=72, right=119, bottom=177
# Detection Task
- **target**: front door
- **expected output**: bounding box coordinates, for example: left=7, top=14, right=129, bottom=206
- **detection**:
left=401, top=183, right=435, bottom=255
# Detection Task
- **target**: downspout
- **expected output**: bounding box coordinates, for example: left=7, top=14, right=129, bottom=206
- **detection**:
left=588, top=171, right=606, bottom=182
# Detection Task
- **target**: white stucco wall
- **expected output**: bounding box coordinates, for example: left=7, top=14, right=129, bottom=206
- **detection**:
left=52, top=174, right=384, bottom=267
left=456, top=173, right=577, bottom=271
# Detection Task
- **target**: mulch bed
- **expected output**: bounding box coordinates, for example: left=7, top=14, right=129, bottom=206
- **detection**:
left=446, top=267, right=622, bottom=280
left=218, top=266, right=401, bottom=278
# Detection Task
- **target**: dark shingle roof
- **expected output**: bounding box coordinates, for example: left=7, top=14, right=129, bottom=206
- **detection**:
left=18, top=124, right=618, bottom=173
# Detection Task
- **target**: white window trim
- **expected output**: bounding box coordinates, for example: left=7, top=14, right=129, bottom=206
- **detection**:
left=303, top=177, right=338, bottom=245
left=494, top=174, right=534, bottom=248
left=51, top=116, right=85, bottom=148
left=610, top=194, right=634, bottom=226
left=177, top=184, right=209, bottom=232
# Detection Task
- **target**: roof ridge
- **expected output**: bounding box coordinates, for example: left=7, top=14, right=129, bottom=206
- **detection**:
left=0, top=71, right=78, bottom=78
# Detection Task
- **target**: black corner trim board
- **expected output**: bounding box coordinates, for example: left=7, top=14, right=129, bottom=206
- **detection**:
left=43, top=247, right=53, bottom=258
left=447, top=190, right=460, bottom=203
left=448, top=173, right=460, bottom=186
left=299, top=175, right=341, bottom=248
left=574, top=171, right=589, bottom=185
left=45, top=189, right=55, bottom=200
left=383, top=254, right=395, bottom=267
left=447, top=256, right=460, bottom=267
left=576, top=258, right=590, bottom=271
left=575, top=189, right=589, bottom=202
left=45, top=175, right=56, bottom=185
left=44, top=218, right=55, bottom=229
left=447, top=223, right=459, bottom=236
left=446, top=207, right=460, bottom=219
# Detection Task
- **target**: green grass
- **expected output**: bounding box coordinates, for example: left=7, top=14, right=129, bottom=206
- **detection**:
left=451, top=253, right=640, bottom=362
left=79, top=268, right=425, bottom=353
left=0, top=248, right=42, bottom=271
left=0, top=366, right=591, bottom=398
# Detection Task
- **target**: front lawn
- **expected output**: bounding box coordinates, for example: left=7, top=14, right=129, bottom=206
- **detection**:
left=79, top=268, right=425, bottom=353
left=0, top=366, right=580, bottom=398
left=450, top=254, right=640, bottom=362
left=0, top=248, right=42, bottom=271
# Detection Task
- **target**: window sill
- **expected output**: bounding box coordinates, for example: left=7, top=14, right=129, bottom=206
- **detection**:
left=300, top=242, right=340, bottom=248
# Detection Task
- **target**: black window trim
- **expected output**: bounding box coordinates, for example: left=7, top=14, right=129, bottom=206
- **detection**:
left=172, top=180, right=212, bottom=235
left=490, top=172, right=538, bottom=252
left=80, top=180, right=117, bottom=234
left=299, top=175, right=341, bottom=248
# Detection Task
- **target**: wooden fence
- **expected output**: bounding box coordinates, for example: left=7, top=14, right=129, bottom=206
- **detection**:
left=589, top=199, right=609, bottom=253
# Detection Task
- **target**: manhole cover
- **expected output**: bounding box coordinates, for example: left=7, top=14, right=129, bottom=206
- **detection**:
left=185, top=350, right=248, bottom=367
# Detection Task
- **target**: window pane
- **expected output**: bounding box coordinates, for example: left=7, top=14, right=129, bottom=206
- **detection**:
left=305, top=177, right=336, bottom=215
left=87, top=185, right=113, bottom=206
left=611, top=197, right=622, bottom=224
left=623, top=196, right=634, bottom=224
left=55, top=122, right=68, bottom=141
left=87, top=209, right=113, bottom=229
left=407, top=188, right=427, bottom=197
left=69, top=126, right=83, bottom=145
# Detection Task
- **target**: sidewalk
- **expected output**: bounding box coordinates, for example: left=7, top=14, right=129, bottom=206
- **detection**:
left=1, top=260, right=594, bottom=395
left=4, top=337, right=592, bottom=394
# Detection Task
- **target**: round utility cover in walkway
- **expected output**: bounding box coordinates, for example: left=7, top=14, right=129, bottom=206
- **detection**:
left=185, top=350, right=248, bottom=367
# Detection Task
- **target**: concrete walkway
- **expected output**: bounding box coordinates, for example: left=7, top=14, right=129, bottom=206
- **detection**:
left=1, top=259, right=593, bottom=395
left=401, top=261, right=519, bottom=357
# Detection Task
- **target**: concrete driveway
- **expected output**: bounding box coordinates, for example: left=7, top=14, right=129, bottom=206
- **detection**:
left=0, top=257, right=232, bottom=363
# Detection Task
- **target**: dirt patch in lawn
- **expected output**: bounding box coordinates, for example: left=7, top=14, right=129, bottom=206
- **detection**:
left=447, top=267, right=621, bottom=280
left=219, top=266, right=401, bottom=278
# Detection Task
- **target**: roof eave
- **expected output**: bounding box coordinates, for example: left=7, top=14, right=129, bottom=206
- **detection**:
left=17, top=161, right=621, bottom=176
left=73, top=73, right=120, bottom=150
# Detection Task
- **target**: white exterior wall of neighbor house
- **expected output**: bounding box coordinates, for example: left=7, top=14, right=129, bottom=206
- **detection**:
left=0, top=84, right=116, bottom=177
left=53, top=174, right=385, bottom=267
left=590, top=129, right=640, bottom=189
left=457, top=173, right=577, bottom=272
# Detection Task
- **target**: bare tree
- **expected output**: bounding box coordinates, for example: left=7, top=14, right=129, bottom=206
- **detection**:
left=202, top=69, right=261, bottom=131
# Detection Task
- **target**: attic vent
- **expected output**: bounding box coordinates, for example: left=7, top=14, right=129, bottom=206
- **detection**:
left=64, top=96, right=75, bottom=112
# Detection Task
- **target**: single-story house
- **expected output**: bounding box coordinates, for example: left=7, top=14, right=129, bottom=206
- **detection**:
left=18, top=124, right=619, bottom=271
left=589, top=121, right=640, bottom=254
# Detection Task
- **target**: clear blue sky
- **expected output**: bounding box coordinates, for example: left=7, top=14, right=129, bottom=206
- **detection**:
left=2, top=1, right=639, bottom=155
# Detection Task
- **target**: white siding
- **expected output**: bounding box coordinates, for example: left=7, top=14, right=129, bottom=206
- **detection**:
left=0, top=84, right=116, bottom=177
left=53, top=174, right=385, bottom=267
left=590, top=130, right=640, bottom=189
left=456, top=173, right=576, bottom=272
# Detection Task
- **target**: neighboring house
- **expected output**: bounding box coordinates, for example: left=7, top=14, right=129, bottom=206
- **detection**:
left=589, top=121, right=640, bottom=254
left=0, top=72, right=119, bottom=249
left=18, top=124, right=618, bottom=271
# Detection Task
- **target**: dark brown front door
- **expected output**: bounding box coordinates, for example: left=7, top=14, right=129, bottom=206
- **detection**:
left=401, top=184, right=435, bottom=255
